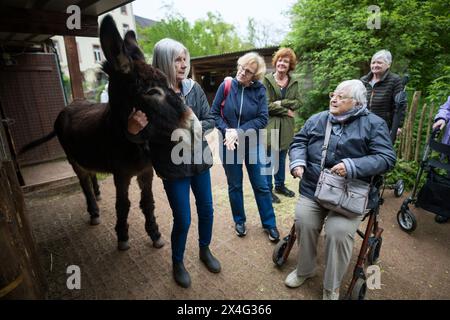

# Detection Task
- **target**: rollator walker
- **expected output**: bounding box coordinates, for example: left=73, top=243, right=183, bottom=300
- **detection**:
left=397, top=128, right=450, bottom=232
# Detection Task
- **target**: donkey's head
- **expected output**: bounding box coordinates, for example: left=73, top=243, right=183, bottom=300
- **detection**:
left=99, top=15, right=194, bottom=141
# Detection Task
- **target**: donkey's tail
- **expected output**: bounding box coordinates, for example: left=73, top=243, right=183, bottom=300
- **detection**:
left=19, top=131, right=57, bottom=155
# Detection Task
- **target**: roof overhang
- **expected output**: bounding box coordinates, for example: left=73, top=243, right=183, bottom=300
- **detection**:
left=191, top=46, right=279, bottom=74
left=0, top=0, right=134, bottom=45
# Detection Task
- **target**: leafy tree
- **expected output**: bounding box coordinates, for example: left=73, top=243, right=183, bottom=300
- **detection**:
left=285, top=0, right=450, bottom=120
left=137, top=11, right=250, bottom=58
left=246, top=18, right=285, bottom=48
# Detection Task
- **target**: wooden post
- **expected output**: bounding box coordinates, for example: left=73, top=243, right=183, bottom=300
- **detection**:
left=405, top=91, right=421, bottom=161
left=425, top=104, right=436, bottom=146
left=191, top=65, right=197, bottom=82
left=0, top=125, right=47, bottom=299
left=400, top=97, right=413, bottom=159
left=415, top=103, right=427, bottom=162
left=64, top=36, right=84, bottom=101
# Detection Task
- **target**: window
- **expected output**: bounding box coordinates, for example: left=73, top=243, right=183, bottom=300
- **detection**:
left=120, top=5, right=127, bottom=15
left=93, top=45, right=102, bottom=62
left=122, top=24, right=129, bottom=35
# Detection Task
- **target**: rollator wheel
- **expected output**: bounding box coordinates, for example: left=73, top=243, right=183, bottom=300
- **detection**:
left=272, top=235, right=290, bottom=267
left=394, top=180, right=404, bottom=197
left=368, top=237, right=382, bottom=265
left=397, top=209, right=417, bottom=232
left=351, top=278, right=367, bottom=300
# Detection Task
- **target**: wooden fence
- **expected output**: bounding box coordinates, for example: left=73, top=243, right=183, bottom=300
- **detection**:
left=398, top=91, right=436, bottom=162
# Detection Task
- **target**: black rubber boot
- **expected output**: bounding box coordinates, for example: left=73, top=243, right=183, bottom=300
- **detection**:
left=173, top=262, right=191, bottom=288
left=271, top=192, right=281, bottom=203
left=199, top=246, right=221, bottom=273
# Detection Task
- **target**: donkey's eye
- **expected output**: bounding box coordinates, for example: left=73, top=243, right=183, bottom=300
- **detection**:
left=145, top=87, right=164, bottom=97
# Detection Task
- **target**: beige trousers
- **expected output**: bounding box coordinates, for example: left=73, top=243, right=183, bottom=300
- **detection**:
left=294, top=194, right=362, bottom=291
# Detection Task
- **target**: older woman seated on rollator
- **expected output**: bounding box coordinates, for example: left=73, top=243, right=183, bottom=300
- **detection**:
left=286, top=80, right=396, bottom=300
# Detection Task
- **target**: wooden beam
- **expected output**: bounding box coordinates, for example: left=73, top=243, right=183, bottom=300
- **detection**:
left=33, top=0, right=52, bottom=9
left=23, top=34, right=39, bottom=42
left=0, top=6, right=98, bottom=37
left=64, top=36, right=85, bottom=101
left=76, top=0, right=102, bottom=10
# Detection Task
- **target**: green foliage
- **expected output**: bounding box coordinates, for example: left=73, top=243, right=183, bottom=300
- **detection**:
left=426, top=66, right=450, bottom=107
left=385, top=159, right=421, bottom=191
left=285, top=0, right=450, bottom=121
left=62, top=75, right=72, bottom=103
left=138, top=12, right=251, bottom=58
left=95, top=82, right=106, bottom=103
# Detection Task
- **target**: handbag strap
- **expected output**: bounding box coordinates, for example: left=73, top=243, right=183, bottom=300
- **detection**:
left=320, top=117, right=375, bottom=186
left=320, top=118, right=333, bottom=171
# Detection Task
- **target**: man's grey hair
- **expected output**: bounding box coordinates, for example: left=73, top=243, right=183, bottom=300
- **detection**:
left=371, top=49, right=392, bottom=65
left=335, top=80, right=367, bottom=107
left=152, top=38, right=190, bottom=89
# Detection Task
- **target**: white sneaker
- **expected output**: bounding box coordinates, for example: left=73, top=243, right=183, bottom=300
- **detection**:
left=323, top=289, right=340, bottom=300
left=284, top=269, right=313, bottom=288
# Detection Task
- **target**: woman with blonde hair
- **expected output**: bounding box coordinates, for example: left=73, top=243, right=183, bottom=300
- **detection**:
left=211, top=52, right=280, bottom=242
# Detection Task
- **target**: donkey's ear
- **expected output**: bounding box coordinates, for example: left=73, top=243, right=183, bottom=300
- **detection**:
left=124, top=30, right=145, bottom=62
left=99, top=15, right=131, bottom=73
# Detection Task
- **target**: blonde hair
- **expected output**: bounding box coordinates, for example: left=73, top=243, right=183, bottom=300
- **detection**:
left=237, top=52, right=266, bottom=81
left=272, top=47, right=297, bottom=71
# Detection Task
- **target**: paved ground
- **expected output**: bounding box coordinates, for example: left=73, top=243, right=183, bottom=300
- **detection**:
left=23, top=158, right=450, bottom=300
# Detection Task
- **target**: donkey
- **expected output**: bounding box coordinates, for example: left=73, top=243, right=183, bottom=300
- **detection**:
left=20, top=15, right=196, bottom=251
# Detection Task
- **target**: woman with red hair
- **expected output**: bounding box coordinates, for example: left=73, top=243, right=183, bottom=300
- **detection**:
left=263, top=47, right=302, bottom=203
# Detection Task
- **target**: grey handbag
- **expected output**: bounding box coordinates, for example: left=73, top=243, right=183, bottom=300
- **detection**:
left=314, top=119, right=371, bottom=218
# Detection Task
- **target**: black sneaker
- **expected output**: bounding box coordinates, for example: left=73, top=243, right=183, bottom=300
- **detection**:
left=435, top=215, right=449, bottom=224
left=235, top=223, right=247, bottom=237
left=271, top=192, right=281, bottom=204
left=275, top=185, right=295, bottom=198
left=265, top=227, right=280, bottom=242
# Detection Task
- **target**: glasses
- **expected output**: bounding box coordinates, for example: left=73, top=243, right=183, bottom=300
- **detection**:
left=238, top=64, right=256, bottom=77
left=329, top=92, right=352, bottom=100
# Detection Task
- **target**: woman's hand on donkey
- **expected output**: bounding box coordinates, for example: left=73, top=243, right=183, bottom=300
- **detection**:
left=128, top=108, right=148, bottom=135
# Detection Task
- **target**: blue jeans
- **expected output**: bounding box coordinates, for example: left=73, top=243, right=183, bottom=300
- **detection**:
left=163, top=169, right=214, bottom=263
left=221, top=143, right=277, bottom=229
left=266, top=149, right=287, bottom=191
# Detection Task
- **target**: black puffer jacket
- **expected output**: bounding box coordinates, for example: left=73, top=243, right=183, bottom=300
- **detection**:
left=361, top=70, right=406, bottom=129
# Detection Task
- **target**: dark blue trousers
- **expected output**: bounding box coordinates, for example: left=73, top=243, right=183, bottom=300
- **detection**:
left=163, top=169, right=214, bottom=263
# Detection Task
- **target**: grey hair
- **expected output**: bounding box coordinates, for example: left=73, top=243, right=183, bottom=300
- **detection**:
left=152, top=38, right=190, bottom=88
left=371, top=49, right=392, bottom=65
left=237, top=52, right=266, bottom=81
left=335, top=80, right=367, bottom=107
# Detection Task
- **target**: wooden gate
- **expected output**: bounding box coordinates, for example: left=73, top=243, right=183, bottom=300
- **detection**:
left=0, top=122, right=46, bottom=299
left=0, top=53, right=66, bottom=166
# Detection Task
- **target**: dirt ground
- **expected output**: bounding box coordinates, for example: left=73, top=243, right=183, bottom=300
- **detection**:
left=24, top=162, right=450, bottom=300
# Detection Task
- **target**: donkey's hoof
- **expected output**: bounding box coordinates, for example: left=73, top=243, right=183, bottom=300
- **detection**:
left=153, top=238, right=165, bottom=249
left=90, top=217, right=101, bottom=225
left=118, top=241, right=130, bottom=251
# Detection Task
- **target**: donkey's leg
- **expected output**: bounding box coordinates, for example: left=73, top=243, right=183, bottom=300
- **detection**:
left=71, top=162, right=100, bottom=225
left=113, top=174, right=132, bottom=251
left=91, top=173, right=101, bottom=201
left=137, top=169, right=164, bottom=248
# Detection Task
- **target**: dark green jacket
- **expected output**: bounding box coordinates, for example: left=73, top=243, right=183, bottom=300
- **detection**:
left=263, top=73, right=302, bottom=150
